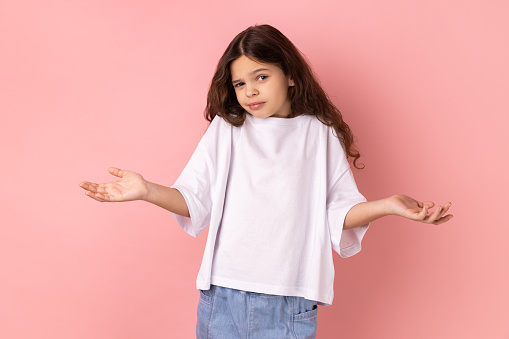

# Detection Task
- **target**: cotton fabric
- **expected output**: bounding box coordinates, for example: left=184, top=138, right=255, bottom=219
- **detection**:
left=170, top=113, right=370, bottom=305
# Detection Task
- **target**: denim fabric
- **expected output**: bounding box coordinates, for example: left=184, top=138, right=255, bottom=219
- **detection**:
left=196, top=284, right=318, bottom=339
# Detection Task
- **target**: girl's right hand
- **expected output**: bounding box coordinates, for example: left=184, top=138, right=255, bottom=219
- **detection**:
left=79, top=167, right=149, bottom=202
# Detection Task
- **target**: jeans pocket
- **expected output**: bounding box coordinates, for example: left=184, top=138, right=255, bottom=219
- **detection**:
left=196, top=289, right=214, bottom=339
left=293, top=300, right=318, bottom=339
left=199, top=289, right=213, bottom=305
left=293, top=304, right=318, bottom=321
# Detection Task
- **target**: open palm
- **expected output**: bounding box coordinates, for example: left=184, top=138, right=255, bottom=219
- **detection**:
left=385, top=194, right=453, bottom=225
left=79, top=167, right=149, bottom=202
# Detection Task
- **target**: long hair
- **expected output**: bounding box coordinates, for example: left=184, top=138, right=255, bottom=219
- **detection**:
left=205, top=24, right=364, bottom=170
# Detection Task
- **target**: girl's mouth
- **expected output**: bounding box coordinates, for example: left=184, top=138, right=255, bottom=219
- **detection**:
left=248, top=102, right=265, bottom=110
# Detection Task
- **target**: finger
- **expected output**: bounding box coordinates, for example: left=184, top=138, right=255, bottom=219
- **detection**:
left=79, top=181, right=92, bottom=190
left=437, top=202, right=452, bottom=219
left=80, top=182, right=99, bottom=193
left=423, top=201, right=435, bottom=208
left=418, top=205, right=429, bottom=220
left=83, top=182, right=107, bottom=194
left=427, top=205, right=443, bottom=223
left=109, top=167, right=127, bottom=178
left=92, top=191, right=113, bottom=202
left=84, top=190, right=109, bottom=202
left=432, top=214, right=454, bottom=225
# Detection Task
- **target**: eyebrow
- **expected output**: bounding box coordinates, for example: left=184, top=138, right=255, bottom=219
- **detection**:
left=232, top=68, right=270, bottom=84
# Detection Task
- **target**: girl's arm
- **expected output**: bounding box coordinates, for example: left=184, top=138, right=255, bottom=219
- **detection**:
left=79, top=167, right=190, bottom=217
left=343, top=195, right=453, bottom=229
left=145, top=181, right=190, bottom=217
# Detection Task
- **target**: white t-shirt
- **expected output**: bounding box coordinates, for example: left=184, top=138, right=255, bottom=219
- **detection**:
left=170, top=113, right=369, bottom=306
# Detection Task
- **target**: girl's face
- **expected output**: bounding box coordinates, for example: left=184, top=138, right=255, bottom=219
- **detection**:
left=230, top=55, right=294, bottom=119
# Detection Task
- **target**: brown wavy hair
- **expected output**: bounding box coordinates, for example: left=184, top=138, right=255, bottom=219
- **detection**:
left=205, top=24, right=364, bottom=169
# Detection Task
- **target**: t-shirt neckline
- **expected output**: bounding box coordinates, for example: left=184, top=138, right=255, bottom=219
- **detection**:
left=246, top=113, right=307, bottom=126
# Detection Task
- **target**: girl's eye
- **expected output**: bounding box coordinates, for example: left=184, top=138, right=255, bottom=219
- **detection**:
left=258, top=75, right=268, bottom=81
left=234, top=82, right=244, bottom=88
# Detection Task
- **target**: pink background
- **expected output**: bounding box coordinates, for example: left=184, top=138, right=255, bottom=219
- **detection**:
left=1, top=0, right=508, bottom=338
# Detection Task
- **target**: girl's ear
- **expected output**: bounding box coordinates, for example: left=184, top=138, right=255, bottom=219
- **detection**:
left=288, top=78, right=295, bottom=87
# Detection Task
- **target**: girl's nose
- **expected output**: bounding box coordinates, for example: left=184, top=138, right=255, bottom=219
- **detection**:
left=246, top=85, right=258, bottom=97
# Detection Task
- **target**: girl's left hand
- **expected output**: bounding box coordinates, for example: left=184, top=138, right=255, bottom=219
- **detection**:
left=384, top=194, right=454, bottom=225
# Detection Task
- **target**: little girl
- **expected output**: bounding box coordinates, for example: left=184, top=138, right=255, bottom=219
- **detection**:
left=80, top=24, right=453, bottom=339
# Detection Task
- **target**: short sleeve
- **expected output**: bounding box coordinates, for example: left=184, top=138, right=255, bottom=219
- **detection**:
left=170, top=149, right=213, bottom=237
left=326, top=166, right=370, bottom=258
left=170, top=116, right=224, bottom=237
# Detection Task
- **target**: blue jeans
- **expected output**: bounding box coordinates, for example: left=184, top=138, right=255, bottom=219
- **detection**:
left=196, top=284, right=318, bottom=339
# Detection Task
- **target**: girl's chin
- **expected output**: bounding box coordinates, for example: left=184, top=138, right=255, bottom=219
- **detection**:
left=249, top=113, right=270, bottom=119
